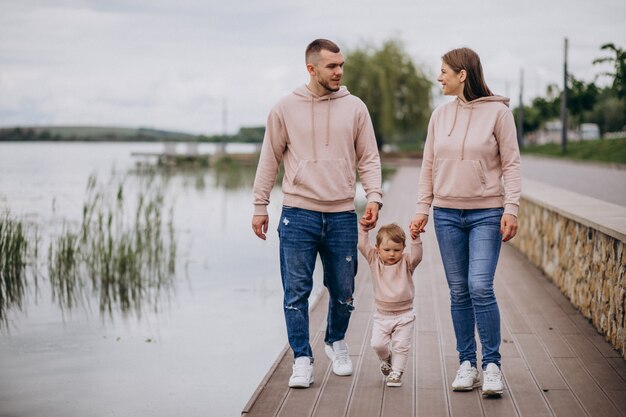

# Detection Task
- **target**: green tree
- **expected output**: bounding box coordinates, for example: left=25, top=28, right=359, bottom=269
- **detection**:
left=593, top=43, right=626, bottom=102
left=567, top=75, right=599, bottom=126
left=343, top=39, right=432, bottom=149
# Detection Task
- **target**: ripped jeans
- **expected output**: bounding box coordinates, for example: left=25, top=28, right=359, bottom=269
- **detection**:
left=278, top=206, right=358, bottom=359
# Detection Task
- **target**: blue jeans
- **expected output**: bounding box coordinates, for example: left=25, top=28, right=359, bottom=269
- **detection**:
left=433, top=207, right=503, bottom=369
left=277, top=207, right=358, bottom=359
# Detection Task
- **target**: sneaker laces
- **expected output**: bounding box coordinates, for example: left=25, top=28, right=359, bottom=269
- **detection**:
left=484, top=369, right=501, bottom=384
left=389, top=371, right=401, bottom=379
left=335, top=349, right=350, bottom=366
left=292, top=363, right=310, bottom=378
left=456, top=367, right=474, bottom=379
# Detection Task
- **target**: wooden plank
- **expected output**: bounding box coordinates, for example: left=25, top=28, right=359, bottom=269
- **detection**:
left=443, top=355, right=483, bottom=417
left=277, top=333, right=331, bottom=417
left=416, top=331, right=444, bottom=390
left=514, top=333, right=568, bottom=390
left=542, top=390, right=587, bottom=417
left=416, top=388, right=448, bottom=417
left=605, top=389, right=626, bottom=416
left=381, top=353, right=414, bottom=417
left=608, top=357, right=626, bottom=381
left=501, top=357, right=553, bottom=417
left=553, top=357, right=622, bottom=417
left=525, top=314, right=575, bottom=358
left=561, top=333, right=626, bottom=390
left=313, top=313, right=370, bottom=417
left=345, top=340, right=385, bottom=417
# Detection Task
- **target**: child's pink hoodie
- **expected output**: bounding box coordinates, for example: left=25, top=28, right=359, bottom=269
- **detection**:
left=253, top=85, right=382, bottom=215
left=358, top=228, right=423, bottom=312
left=416, top=96, right=521, bottom=216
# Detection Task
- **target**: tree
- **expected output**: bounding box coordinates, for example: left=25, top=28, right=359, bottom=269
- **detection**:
left=343, top=39, right=432, bottom=149
left=567, top=75, right=599, bottom=126
left=593, top=43, right=626, bottom=102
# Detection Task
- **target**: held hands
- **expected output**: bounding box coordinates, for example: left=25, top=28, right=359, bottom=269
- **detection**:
left=360, top=202, right=380, bottom=231
left=252, top=215, right=269, bottom=240
left=410, top=214, right=428, bottom=239
left=500, top=214, right=518, bottom=242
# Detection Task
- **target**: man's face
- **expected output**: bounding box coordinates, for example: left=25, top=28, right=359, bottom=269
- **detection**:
left=309, top=49, right=344, bottom=93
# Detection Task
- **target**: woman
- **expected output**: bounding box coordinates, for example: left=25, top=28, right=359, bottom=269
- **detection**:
left=410, top=47, right=521, bottom=396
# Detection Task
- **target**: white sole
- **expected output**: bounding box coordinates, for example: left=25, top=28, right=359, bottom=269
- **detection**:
left=452, top=380, right=481, bottom=391
left=288, top=376, right=314, bottom=388
left=482, top=388, right=503, bottom=396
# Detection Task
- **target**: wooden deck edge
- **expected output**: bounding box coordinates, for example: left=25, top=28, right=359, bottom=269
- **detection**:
left=241, top=290, right=330, bottom=416
left=241, top=343, right=291, bottom=416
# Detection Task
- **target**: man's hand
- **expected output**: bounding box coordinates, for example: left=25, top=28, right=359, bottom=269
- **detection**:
left=361, top=202, right=380, bottom=231
left=410, top=214, right=428, bottom=239
left=252, top=215, right=269, bottom=240
left=500, top=214, right=518, bottom=242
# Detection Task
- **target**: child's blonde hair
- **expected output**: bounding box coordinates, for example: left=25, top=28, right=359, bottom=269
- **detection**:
left=376, top=223, right=406, bottom=247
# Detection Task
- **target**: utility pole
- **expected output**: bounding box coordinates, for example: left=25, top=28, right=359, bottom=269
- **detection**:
left=517, top=68, right=524, bottom=149
left=560, top=38, right=568, bottom=154
left=222, top=97, right=228, bottom=136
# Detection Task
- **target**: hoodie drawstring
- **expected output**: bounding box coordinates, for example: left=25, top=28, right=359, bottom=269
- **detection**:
left=447, top=100, right=459, bottom=137
left=448, top=99, right=473, bottom=160
left=460, top=105, right=473, bottom=160
left=310, top=95, right=317, bottom=161
left=326, top=96, right=331, bottom=146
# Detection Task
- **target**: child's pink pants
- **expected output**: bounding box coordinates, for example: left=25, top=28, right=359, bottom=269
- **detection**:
left=371, top=308, right=415, bottom=373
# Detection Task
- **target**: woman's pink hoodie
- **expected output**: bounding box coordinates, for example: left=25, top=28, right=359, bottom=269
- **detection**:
left=416, top=96, right=521, bottom=216
left=253, top=85, right=382, bottom=215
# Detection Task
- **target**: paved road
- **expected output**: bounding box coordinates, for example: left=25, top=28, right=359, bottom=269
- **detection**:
left=521, top=155, right=626, bottom=207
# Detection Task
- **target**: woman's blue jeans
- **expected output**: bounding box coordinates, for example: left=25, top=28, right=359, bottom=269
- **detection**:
left=433, top=207, right=503, bottom=369
left=277, top=207, right=358, bottom=359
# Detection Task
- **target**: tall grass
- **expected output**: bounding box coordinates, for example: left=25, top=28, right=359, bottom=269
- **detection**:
left=0, top=213, right=30, bottom=327
left=47, top=173, right=176, bottom=319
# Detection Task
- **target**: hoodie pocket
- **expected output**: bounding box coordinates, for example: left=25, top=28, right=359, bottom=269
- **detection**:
left=292, top=159, right=354, bottom=202
left=433, top=159, right=486, bottom=199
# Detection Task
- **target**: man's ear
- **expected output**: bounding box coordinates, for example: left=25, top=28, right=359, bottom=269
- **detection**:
left=306, top=63, right=317, bottom=77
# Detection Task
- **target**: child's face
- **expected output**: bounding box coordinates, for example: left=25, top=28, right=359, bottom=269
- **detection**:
left=376, top=237, right=405, bottom=265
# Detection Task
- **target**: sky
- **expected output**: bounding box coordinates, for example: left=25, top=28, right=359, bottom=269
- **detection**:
left=1, top=0, right=625, bottom=135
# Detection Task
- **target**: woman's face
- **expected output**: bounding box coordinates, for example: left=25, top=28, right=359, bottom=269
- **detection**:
left=438, top=62, right=465, bottom=98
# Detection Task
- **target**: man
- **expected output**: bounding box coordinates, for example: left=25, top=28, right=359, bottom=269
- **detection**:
left=252, top=38, right=383, bottom=388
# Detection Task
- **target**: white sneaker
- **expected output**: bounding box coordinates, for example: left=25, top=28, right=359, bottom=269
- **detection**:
left=289, top=357, right=314, bottom=388
left=451, top=360, right=480, bottom=391
left=386, top=370, right=403, bottom=387
left=482, top=363, right=503, bottom=396
left=325, top=340, right=353, bottom=376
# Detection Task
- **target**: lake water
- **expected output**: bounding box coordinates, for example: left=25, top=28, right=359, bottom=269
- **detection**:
left=0, top=142, right=335, bottom=417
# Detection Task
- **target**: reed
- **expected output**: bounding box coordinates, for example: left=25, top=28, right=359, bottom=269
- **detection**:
left=48, top=173, right=177, bottom=319
left=0, top=213, right=29, bottom=327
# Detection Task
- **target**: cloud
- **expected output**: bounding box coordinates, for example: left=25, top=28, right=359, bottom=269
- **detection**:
left=1, top=0, right=625, bottom=134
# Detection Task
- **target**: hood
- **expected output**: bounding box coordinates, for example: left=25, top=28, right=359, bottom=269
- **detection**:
left=461, top=95, right=510, bottom=107
left=293, top=85, right=351, bottom=101
left=292, top=85, right=351, bottom=156
left=448, top=95, right=511, bottom=160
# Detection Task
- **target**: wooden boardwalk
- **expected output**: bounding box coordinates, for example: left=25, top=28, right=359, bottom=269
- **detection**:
left=242, top=166, right=626, bottom=417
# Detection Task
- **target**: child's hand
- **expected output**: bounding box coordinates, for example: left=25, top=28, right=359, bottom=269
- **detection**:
left=409, top=223, right=421, bottom=240
left=358, top=217, right=369, bottom=231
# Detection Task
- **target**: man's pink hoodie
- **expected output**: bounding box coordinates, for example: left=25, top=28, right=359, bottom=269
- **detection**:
left=416, top=96, right=521, bottom=216
left=253, top=85, right=382, bottom=215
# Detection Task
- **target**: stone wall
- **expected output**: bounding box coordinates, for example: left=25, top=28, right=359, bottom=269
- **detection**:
left=511, top=187, right=625, bottom=359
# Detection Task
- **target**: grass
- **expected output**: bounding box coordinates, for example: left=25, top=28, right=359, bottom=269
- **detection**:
left=0, top=213, right=36, bottom=328
left=47, top=173, right=177, bottom=319
left=521, top=137, right=626, bottom=165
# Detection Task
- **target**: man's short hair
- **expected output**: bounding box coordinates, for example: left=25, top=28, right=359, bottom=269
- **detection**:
left=305, top=39, right=340, bottom=65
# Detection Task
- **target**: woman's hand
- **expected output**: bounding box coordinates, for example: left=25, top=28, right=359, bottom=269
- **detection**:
left=500, top=214, right=518, bottom=242
left=410, top=214, right=429, bottom=239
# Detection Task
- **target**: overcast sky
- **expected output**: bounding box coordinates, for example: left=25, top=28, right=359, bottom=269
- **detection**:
left=1, top=0, right=625, bottom=135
